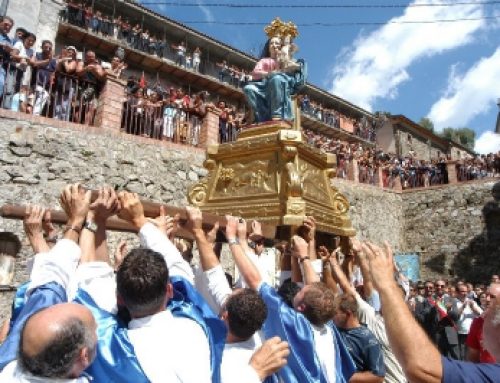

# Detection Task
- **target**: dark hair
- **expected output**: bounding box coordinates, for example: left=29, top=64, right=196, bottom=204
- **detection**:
left=302, top=282, right=336, bottom=326
left=15, top=27, right=27, bottom=35
left=0, top=16, right=14, bottom=24
left=333, top=294, right=358, bottom=317
left=278, top=278, right=301, bottom=308
left=24, top=32, right=36, bottom=41
left=225, top=289, right=267, bottom=340
left=19, top=317, right=93, bottom=378
left=116, top=248, right=169, bottom=317
left=259, top=39, right=272, bottom=59
left=41, top=40, right=52, bottom=47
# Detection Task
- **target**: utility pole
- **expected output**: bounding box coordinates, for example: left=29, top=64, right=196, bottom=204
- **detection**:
left=0, top=0, right=9, bottom=16
left=496, top=98, right=500, bottom=134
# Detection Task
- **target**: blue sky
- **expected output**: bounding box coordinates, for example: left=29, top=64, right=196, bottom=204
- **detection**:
left=137, top=0, right=500, bottom=153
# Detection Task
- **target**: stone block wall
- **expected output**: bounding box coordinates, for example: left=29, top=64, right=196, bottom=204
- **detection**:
left=0, top=117, right=207, bottom=322
left=401, top=181, right=498, bottom=282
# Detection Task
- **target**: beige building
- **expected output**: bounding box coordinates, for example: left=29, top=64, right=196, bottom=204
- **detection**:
left=377, top=114, right=475, bottom=161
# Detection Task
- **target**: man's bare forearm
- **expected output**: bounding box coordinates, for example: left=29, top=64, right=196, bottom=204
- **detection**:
left=377, top=281, right=442, bottom=383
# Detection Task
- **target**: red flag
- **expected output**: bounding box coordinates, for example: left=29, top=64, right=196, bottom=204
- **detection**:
left=139, top=71, right=146, bottom=89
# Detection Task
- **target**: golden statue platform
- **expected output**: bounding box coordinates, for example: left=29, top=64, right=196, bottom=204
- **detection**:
left=188, top=119, right=356, bottom=242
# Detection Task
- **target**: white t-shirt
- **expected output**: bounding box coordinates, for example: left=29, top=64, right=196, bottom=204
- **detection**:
left=221, top=336, right=262, bottom=383
left=452, top=299, right=482, bottom=335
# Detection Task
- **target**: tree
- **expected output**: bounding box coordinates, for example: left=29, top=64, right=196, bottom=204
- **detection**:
left=418, top=117, right=434, bottom=133
left=440, top=127, right=475, bottom=151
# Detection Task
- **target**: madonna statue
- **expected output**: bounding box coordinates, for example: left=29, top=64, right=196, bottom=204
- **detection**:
left=243, top=18, right=307, bottom=123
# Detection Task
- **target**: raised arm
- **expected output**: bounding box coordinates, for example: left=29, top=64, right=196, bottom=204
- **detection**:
left=29, top=184, right=90, bottom=293
left=292, top=235, right=319, bottom=285
left=80, top=187, right=120, bottom=264
left=318, top=246, right=338, bottom=295
left=23, top=205, right=50, bottom=254
left=329, top=248, right=356, bottom=296
left=362, top=241, right=441, bottom=383
left=352, top=238, right=375, bottom=299
left=184, top=206, right=219, bottom=271
left=117, top=192, right=194, bottom=283
left=226, top=216, right=262, bottom=290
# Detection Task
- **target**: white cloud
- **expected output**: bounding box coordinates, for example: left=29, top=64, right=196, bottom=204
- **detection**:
left=428, top=47, right=500, bottom=131
left=474, top=131, right=500, bottom=154
left=196, top=0, right=214, bottom=23
left=329, top=0, right=485, bottom=111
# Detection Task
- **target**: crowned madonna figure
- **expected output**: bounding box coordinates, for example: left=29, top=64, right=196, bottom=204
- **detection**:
left=243, top=18, right=307, bottom=123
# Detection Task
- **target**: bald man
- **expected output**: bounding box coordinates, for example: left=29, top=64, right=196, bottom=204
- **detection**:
left=362, top=241, right=500, bottom=383
left=0, top=184, right=93, bottom=380
left=1, top=303, right=97, bottom=381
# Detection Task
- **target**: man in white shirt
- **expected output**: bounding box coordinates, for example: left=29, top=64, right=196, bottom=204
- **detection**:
left=74, top=190, right=212, bottom=383
left=0, top=183, right=98, bottom=382
left=183, top=207, right=287, bottom=383
left=235, top=220, right=276, bottom=288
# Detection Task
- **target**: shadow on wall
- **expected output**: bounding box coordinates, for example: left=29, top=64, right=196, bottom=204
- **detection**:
left=449, top=181, right=500, bottom=282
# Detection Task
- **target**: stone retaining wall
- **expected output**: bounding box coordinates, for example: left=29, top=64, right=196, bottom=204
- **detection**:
left=0, top=117, right=498, bottom=322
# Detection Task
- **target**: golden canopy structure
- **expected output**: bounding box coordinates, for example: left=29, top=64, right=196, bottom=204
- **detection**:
left=188, top=120, right=356, bottom=240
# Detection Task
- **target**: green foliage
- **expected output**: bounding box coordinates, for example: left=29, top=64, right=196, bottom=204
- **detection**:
left=418, top=117, right=434, bottom=133
left=440, top=127, right=475, bottom=150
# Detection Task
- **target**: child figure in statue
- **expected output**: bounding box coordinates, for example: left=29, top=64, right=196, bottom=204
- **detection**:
left=243, top=19, right=307, bottom=124
left=278, top=34, right=300, bottom=72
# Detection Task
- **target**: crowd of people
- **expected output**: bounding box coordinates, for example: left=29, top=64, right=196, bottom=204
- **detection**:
left=304, top=129, right=500, bottom=189
left=407, top=276, right=500, bottom=363
left=60, top=0, right=252, bottom=85
left=298, top=94, right=377, bottom=143
left=0, top=183, right=498, bottom=383
left=0, top=15, right=129, bottom=125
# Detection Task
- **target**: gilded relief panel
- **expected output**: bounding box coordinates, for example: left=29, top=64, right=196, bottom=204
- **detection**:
left=211, top=154, right=279, bottom=199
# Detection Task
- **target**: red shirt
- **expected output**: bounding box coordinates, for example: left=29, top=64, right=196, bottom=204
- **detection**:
left=465, top=316, right=496, bottom=363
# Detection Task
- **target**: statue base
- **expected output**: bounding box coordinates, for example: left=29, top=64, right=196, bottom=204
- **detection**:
left=188, top=121, right=356, bottom=239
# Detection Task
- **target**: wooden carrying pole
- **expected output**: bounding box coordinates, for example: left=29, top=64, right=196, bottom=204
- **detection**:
left=0, top=192, right=276, bottom=241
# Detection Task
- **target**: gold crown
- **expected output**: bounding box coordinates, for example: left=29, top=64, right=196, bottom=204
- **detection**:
left=264, top=17, right=299, bottom=39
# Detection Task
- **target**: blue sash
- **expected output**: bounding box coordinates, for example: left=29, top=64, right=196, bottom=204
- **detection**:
left=10, top=281, right=30, bottom=327
left=169, top=275, right=227, bottom=383
left=74, top=289, right=150, bottom=383
left=74, top=275, right=226, bottom=383
left=259, top=283, right=356, bottom=383
left=0, top=282, right=67, bottom=371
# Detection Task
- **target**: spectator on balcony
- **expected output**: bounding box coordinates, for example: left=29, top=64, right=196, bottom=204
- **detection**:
left=76, top=49, right=106, bottom=125
left=162, top=99, right=177, bottom=141
left=0, top=16, right=14, bottom=99
left=3, top=32, right=36, bottom=110
left=217, top=100, right=228, bottom=142
left=188, top=91, right=207, bottom=146
left=105, top=55, right=127, bottom=79
left=131, top=23, right=142, bottom=50
left=141, top=29, right=150, bottom=52
left=155, top=35, right=166, bottom=59
left=185, top=53, right=192, bottom=70
left=193, top=47, right=201, bottom=72
left=83, top=5, right=92, bottom=30
left=32, top=40, right=57, bottom=116
left=217, top=60, right=229, bottom=83
left=11, top=32, right=36, bottom=86
left=101, top=14, right=112, bottom=37
left=121, top=18, right=131, bottom=43
left=90, top=10, right=100, bottom=34
left=11, top=27, right=27, bottom=46
left=113, top=15, right=122, bottom=39
left=54, top=46, right=78, bottom=121
left=172, top=41, right=186, bottom=67
left=148, top=34, right=157, bottom=56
